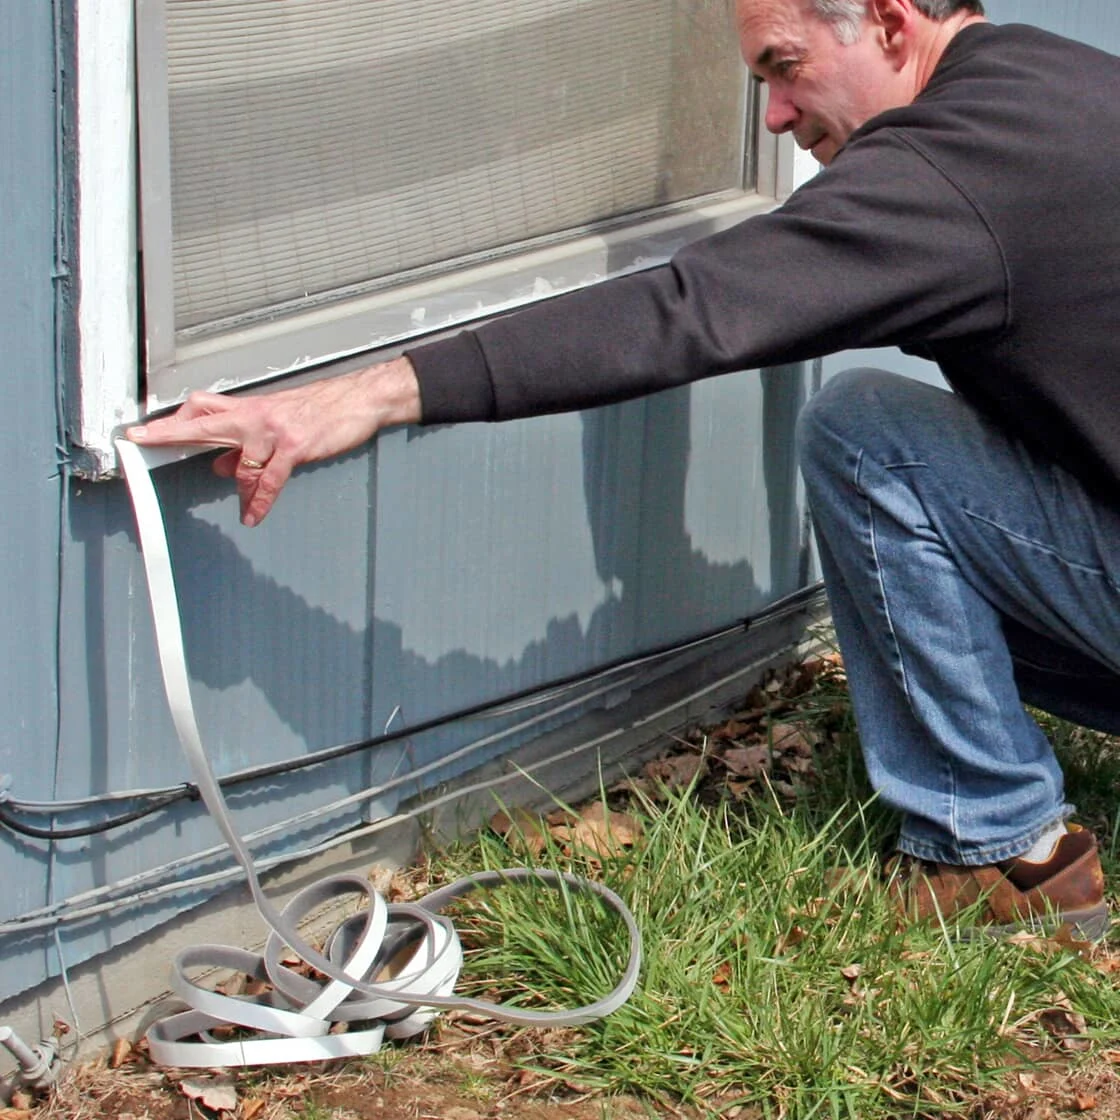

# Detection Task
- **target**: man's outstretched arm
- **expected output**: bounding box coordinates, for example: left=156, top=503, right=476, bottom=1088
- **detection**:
left=126, top=356, right=421, bottom=527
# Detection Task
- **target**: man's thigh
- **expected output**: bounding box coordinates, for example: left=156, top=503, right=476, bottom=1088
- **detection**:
left=803, top=368, right=1120, bottom=687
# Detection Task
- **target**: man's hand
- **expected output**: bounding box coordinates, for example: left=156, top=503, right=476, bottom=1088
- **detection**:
left=126, top=357, right=422, bottom=526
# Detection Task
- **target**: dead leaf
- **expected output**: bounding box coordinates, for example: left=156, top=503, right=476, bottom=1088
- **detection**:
left=0, top=1109, right=34, bottom=1120
left=7, top=1094, right=32, bottom=1112
left=719, top=745, right=771, bottom=779
left=549, top=801, right=642, bottom=861
left=1050, top=924, right=1094, bottom=960
left=779, top=753, right=815, bottom=775
left=1039, top=1005, right=1090, bottom=1051
left=215, top=971, right=246, bottom=997
left=180, top=1075, right=239, bottom=1113
left=108, top=1037, right=133, bottom=1068
left=368, top=863, right=396, bottom=894
left=711, top=718, right=754, bottom=741
left=616, top=774, right=671, bottom=804
left=770, top=722, right=814, bottom=756
left=776, top=925, right=808, bottom=954
left=392, top=871, right=422, bottom=901
left=489, top=807, right=550, bottom=858
left=712, top=962, right=733, bottom=990
left=642, top=753, right=707, bottom=791
left=1072, top=1094, right=1098, bottom=1113
left=241, top=1101, right=267, bottom=1120
left=840, top=964, right=862, bottom=983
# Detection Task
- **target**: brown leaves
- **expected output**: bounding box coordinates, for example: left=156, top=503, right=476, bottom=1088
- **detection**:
left=641, top=752, right=708, bottom=792
left=490, top=800, right=643, bottom=865
left=549, top=800, right=643, bottom=862
left=712, top=716, right=818, bottom=800
left=619, top=715, right=820, bottom=808
left=368, top=863, right=428, bottom=902
left=711, top=960, right=734, bottom=991
left=179, top=1074, right=239, bottom=1114
left=488, top=807, right=552, bottom=859
left=720, top=744, right=771, bottom=780
left=1006, top=925, right=1095, bottom=962
left=992, top=1068, right=1111, bottom=1120
left=607, top=658, right=843, bottom=810
left=108, top=1037, right=135, bottom=1070
left=1038, top=1000, right=1092, bottom=1053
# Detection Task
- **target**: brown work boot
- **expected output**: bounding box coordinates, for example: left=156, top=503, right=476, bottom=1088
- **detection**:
left=889, top=824, right=1110, bottom=941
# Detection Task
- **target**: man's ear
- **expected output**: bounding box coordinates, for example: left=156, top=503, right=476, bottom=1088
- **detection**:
left=869, top=0, right=916, bottom=64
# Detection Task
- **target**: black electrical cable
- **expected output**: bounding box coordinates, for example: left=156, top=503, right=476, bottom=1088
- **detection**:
left=0, top=791, right=195, bottom=841
left=0, top=582, right=825, bottom=841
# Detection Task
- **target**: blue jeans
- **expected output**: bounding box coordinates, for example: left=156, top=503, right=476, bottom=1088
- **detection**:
left=797, top=369, right=1120, bottom=865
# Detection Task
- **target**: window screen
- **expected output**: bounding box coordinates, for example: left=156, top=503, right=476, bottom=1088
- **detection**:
left=165, top=0, right=748, bottom=337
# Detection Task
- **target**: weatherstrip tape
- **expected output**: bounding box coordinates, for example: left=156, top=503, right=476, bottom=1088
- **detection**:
left=115, top=440, right=642, bottom=1068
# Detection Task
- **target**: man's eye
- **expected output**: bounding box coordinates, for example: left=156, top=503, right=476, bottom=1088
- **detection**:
left=774, top=59, right=798, bottom=78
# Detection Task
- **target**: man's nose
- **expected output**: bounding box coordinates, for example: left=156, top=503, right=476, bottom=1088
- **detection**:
left=764, top=88, right=798, bottom=134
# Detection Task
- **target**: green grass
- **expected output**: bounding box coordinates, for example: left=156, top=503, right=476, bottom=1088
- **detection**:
left=428, top=660, right=1120, bottom=1120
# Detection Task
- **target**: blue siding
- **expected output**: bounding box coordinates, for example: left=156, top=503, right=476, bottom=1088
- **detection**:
left=0, top=0, right=68, bottom=969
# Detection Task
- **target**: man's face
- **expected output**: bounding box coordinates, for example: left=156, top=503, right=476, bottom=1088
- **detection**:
left=737, top=0, right=904, bottom=165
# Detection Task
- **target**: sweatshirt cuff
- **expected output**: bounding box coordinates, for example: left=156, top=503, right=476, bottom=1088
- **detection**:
left=405, top=331, right=496, bottom=425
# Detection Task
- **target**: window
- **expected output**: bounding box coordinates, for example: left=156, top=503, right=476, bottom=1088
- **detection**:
left=75, top=0, right=793, bottom=471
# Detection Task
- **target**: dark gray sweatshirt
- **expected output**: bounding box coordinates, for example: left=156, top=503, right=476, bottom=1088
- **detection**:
left=408, top=23, right=1120, bottom=500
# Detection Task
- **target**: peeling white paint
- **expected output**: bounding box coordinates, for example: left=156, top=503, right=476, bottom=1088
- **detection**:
left=75, top=0, right=139, bottom=471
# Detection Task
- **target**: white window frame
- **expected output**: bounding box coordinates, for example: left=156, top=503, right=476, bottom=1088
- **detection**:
left=73, top=0, right=797, bottom=476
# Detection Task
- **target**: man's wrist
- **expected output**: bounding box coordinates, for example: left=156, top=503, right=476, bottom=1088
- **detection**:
left=356, top=356, right=423, bottom=429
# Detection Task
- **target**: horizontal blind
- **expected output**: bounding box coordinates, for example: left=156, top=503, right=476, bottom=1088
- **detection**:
left=167, top=0, right=745, bottom=333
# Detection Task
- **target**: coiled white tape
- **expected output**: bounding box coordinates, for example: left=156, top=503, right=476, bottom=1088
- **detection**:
left=115, top=440, right=641, bottom=1068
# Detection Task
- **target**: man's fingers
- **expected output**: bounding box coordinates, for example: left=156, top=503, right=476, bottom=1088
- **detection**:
left=128, top=414, right=240, bottom=449
left=213, top=448, right=241, bottom=478
left=127, top=394, right=249, bottom=449
left=238, top=458, right=293, bottom=527
left=175, top=391, right=233, bottom=420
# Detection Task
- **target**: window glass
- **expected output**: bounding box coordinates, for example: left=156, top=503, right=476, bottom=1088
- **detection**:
left=165, top=0, right=748, bottom=337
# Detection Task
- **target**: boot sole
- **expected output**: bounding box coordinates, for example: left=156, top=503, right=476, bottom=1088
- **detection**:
left=983, top=901, right=1111, bottom=944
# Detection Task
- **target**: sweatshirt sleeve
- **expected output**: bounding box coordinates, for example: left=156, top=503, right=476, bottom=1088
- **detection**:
left=406, top=129, right=1008, bottom=425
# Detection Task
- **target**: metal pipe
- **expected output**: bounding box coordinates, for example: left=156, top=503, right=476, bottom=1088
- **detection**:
left=0, top=1027, right=60, bottom=1090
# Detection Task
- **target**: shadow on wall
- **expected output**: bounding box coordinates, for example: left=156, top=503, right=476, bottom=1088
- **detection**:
left=61, top=366, right=813, bottom=801
left=163, top=367, right=808, bottom=773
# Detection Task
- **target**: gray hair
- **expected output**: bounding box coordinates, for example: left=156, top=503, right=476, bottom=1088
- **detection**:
left=810, top=0, right=985, bottom=45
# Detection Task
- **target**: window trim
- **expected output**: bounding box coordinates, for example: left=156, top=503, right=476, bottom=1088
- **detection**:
left=73, top=0, right=796, bottom=476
